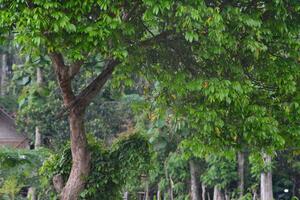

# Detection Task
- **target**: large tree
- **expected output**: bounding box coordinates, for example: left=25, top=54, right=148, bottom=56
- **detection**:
left=1, top=0, right=300, bottom=199
left=0, top=0, right=197, bottom=199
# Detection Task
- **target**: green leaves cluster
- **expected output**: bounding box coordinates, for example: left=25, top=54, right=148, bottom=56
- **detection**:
left=0, top=148, right=51, bottom=198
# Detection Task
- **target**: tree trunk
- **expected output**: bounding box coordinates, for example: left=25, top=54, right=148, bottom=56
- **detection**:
left=34, top=68, right=43, bottom=149
left=37, top=67, right=43, bottom=84
left=27, top=187, right=37, bottom=200
left=237, top=151, right=245, bottom=199
left=293, top=174, right=300, bottom=197
left=251, top=186, right=258, bottom=200
left=166, top=176, right=174, bottom=200
left=213, top=186, right=224, bottom=200
left=123, top=191, right=129, bottom=200
left=189, top=160, right=201, bottom=200
left=202, top=183, right=206, bottom=200
left=60, top=111, right=91, bottom=200
left=260, top=154, right=273, bottom=200
left=168, top=186, right=174, bottom=200
left=34, top=123, right=42, bottom=149
left=145, top=179, right=149, bottom=200
left=1, top=53, right=7, bottom=96
left=207, top=192, right=211, bottom=200
left=157, top=186, right=161, bottom=200
left=53, top=174, right=64, bottom=195
left=50, top=53, right=119, bottom=200
left=224, top=189, right=229, bottom=200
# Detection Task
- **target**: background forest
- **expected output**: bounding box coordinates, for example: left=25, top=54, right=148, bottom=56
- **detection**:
left=0, top=1, right=300, bottom=200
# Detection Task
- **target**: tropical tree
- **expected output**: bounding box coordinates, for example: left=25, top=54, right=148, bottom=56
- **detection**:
left=0, top=2, right=169, bottom=198
left=1, top=1, right=300, bottom=199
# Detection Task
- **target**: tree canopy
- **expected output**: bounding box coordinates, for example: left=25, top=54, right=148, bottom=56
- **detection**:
left=0, top=0, right=300, bottom=199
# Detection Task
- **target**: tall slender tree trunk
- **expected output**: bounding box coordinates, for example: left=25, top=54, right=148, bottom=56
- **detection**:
left=213, top=186, right=224, bottom=200
left=35, top=125, right=42, bottom=148
left=28, top=68, right=43, bottom=198
left=28, top=125, right=41, bottom=200
left=224, top=189, right=229, bottom=200
left=260, top=154, right=273, bottom=200
left=123, top=191, right=129, bottom=200
left=164, top=160, right=174, bottom=200
left=202, top=183, right=206, bottom=200
left=145, top=179, right=149, bottom=200
left=189, top=160, right=201, bottom=200
left=237, top=151, right=245, bottom=199
left=34, top=67, right=43, bottom=149
left=169, top=177, right=174, bottom=200
left=1, top=53, right=7, bottom=96
left=157, top=185, right=161, bottom=200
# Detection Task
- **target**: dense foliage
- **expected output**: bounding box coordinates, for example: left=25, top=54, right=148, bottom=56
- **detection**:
left=0, top=0, right=299, bottom=199
left=0, top=148, right=50, bottom=199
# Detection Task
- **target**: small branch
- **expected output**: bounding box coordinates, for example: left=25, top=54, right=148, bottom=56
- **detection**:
left=142, top=22, right=155, bottom=37
left=138, top=31, right=172, bottom=47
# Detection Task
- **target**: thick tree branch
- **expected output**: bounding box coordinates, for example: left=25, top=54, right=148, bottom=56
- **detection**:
left=56, top=59, right=120, bottom=116
left=75, top=59, right=120, bottom=108
left=50, top=52, right=75, bottom=106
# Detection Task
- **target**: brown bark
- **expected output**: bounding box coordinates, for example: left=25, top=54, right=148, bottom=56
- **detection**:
left=237, top=151, right=245, bottom=199
left=60, top=110, right=91, bottom=200
left=50, top=51, right=120, bottom=199
left=260, top=154, right=273, bottom=200
left=189, top=160, right=201, bottom=200
left=50, top=53, right=94, bottom=200
left=72, top=59, right=119, bottom=109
